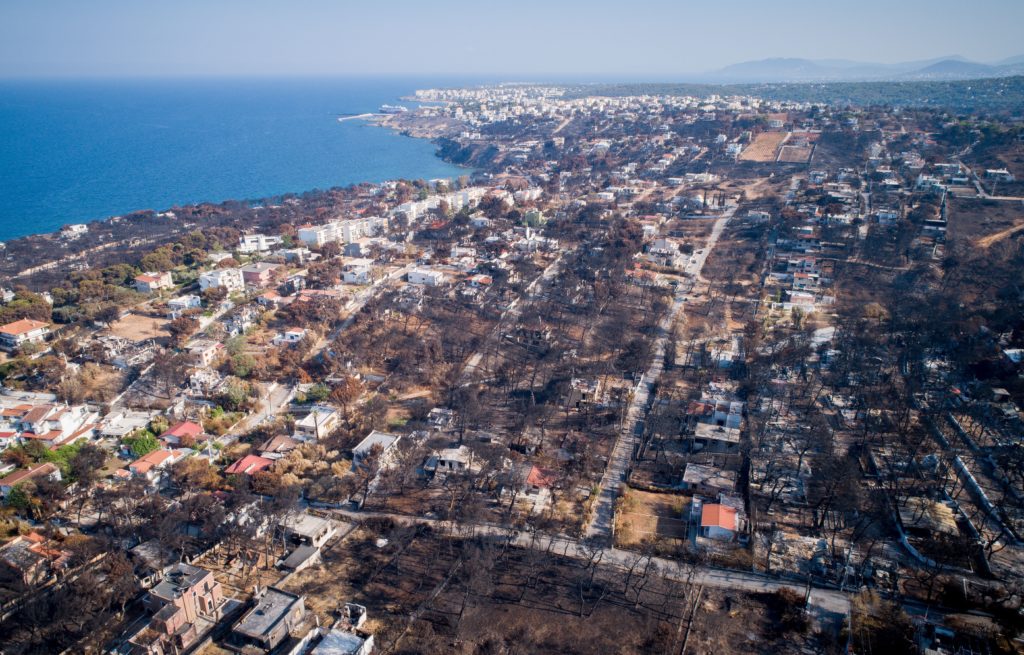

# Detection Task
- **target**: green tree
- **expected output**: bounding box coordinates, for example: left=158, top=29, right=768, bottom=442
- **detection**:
left=123, top=433, right=160, bottom=457
left=6, top=484, right=34, bottom=516
left=217, top=377, right=256, bottom=412
left=305, top=383, right=331, bottom=403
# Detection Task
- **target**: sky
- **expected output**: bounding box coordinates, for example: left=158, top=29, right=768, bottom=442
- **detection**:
left=2, top=0, right=1023, bottom=79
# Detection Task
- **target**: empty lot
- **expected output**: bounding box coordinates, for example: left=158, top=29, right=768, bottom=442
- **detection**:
left=739, top=132, right=789, bottom=162
left=107, top=313, right=170, bottom=342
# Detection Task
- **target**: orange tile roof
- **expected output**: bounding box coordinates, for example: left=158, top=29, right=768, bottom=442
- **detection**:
left=130, top=449, right=175, bottom=474
left=700, top=504, right=737, bottom=531
left=0, top=319, right=48, bottom=336
left=1, top=404, right=33, bottom=417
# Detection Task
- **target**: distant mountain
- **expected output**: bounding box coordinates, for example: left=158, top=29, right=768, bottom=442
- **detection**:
left=715, top=58, right=831, bottom=82
left=901, top=59, right=1000, bottom=80
left=994, top=54, right=1024, bottom=66
left=701, top=55, right=1024, bottom=83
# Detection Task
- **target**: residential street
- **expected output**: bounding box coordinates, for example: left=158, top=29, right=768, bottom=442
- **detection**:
left=585, top=204, right=737, bottom=542
left=459, top=253, right=565, bottom=383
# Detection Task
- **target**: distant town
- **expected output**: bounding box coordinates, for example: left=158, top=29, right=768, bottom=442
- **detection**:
left=0, top=81, right=1023, bottom=655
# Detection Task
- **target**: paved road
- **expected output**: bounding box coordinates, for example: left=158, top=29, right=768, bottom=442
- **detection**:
left=306, top=263, right=414, bottom=362
left=957, top=158, right=1024, bottom=201
left=328, top=505, right=850, bottom=617
left=585, top=204, right=737, bottom=542
left=230, top=381, right=296, bottom=434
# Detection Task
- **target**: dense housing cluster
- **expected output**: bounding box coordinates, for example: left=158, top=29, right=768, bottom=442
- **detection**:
left=0, top=82, right=1022, bottom=655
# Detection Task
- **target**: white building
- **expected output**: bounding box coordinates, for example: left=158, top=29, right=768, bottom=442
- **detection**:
left=167, top=294, right=202, bottom=319
left=986, top=168, right=1015, bottom=182
left=238, top=234, right=282, bottom=253
left=297, top=217, right=387, bottom=248
left=294, top=406, right=339, bottom=441
left=312, top=628, right=373, bottom=655
left=273, top=327, right=307, bottom=346
left=408, top=268, right=446, bottom=286
left=342, top=263, right=372, bottom=284
left=199, top=268, right=244, bottom=294
left=352, top=430, right=401, bottom=470
left=0, top=319, right=50, bottom=351
left=698, top=500, right=740, bottom=542
left=60, top=224, right=89, bottom=239
left=16, top=403, right=97, bottom=448
left=134, top=271, right=173, bottom=294
left=423, top=446, right=475, bottom=477
left=186, top=340, right=223, bottom=367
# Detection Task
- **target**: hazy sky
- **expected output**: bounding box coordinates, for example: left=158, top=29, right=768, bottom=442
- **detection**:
left=2, top=0, right=1022, bottom=78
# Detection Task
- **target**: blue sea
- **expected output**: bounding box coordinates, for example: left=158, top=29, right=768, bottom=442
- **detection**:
left=0, top=77, right=474, bottom=241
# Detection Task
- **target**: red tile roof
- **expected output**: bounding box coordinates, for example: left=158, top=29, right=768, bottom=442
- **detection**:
left=0, top=462, right=59, bottom=488
left=161, top=421, right=204, bottom=439
left=20, top=404, right=54, bottom=424
left=525, top=465, right=557, bottom=489
left=20, top=430, right=62, bottom=442
left=224, top=454, right=274, bottom=476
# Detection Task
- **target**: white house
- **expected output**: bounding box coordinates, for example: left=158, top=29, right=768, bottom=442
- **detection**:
left=60, top=224, right=89, bottom=239
left=297, top=223, right=334, bottom=247
left=312, top=628, right=374, bottom=655
left=342, top=258, right=374, bottom=284
left=167, top=295, right=202, bottom=319
left=199, top=268, right=244, bottom=294
left=408, top=268, right=446, bottom=286
left=695, top=499, right=740, bottom=542
left=273, top=327, right=307, bottom=346
left=16, top=403, right=97, bottom=449
left=294, top=406, right=340, bottom=441
left=352, top=430, right=401, bottom=470
left=128, top=448, right=190, bottom=484
left=186, top=339, right=223, bottom=367
left=0, top=463, right=62, bottom=498
left=277, top=512, right=337, bottom=549
left=876, top=208, right=900, bottom=225
left=134, top=271, right=174, bottom=294
left=238, top=233, right=282, bottom=253
left=342, top=265, right=370, bottom=285
left=0, top=319, right=50, bottom=351
left=986, top=168, right=1015, bottom=182
left=423, top=445, right=475, bottom=477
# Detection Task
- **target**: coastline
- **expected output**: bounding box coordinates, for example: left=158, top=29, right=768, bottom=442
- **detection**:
left=0, top=102, right=475, bottom=288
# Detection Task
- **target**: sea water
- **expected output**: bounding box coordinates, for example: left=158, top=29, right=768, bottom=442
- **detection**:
left=0, top=76, right=472, bottom=241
